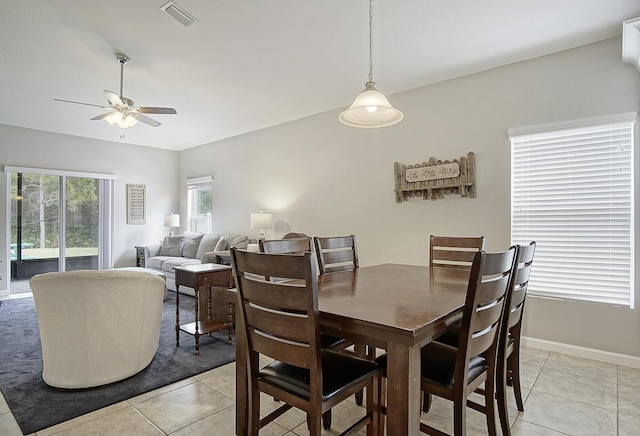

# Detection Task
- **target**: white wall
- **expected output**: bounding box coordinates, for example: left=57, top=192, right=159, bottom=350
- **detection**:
left=1, top=37, right=638, bottom=358
left=178, top=37, right=640, bottom=357
left=0, top=126, right=179, bottom=294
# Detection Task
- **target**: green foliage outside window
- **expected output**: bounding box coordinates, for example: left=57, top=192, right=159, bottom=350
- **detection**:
left=197, top=187, right=212, bottom=215
left=11, top=173, right=99, bottom=250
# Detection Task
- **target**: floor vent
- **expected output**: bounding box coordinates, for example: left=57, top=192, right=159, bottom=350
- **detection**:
left=161, top=1, right=198, bottom=28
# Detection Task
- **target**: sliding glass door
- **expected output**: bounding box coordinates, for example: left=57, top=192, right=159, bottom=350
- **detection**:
left=7, top=167, right=113, bottom=286
left=63, top=176, right=100, bottom=271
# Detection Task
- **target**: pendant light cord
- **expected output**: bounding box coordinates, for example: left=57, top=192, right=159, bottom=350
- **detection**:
left=368, top=0, right=374, bottom=83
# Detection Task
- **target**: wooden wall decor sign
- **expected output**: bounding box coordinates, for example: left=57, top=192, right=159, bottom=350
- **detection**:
left=394, top=151, right=476, bottom=203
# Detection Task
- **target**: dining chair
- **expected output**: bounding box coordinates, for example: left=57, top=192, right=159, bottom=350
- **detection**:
left=435, top=242, right=536, bottom=435
left=495, top=241, right=536, bottom=435
left=259, top=236, right=359, bottom=429
left=429, top=235, right=485, bottom=270
left=375, top=247, right=517, bottom=436
left=313, top=235, right=359, bottom=274
left=313, top=235, right=374, bottom=400
left=259, top=237, right=350, bottom=347
left=230, top=248, right=381, bottom=435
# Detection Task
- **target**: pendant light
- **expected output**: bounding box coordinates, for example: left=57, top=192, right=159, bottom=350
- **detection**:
left=339, top=0, right=403, bottom=128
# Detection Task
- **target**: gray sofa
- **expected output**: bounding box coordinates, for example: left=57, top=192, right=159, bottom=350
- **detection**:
left=140, top=231, right=252, bottom=296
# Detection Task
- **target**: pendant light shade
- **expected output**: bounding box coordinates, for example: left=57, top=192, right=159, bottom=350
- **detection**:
left=339, top=0, right=403, bottom=128
left=339, top=81, right=404, bottom=128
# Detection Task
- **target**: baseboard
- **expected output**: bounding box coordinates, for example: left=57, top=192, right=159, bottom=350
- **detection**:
left=522, top=336, right=640, bottom=369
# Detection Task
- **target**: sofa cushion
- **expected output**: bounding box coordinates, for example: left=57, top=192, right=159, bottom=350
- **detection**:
left=161, top=258, right=201, bottom=274
left=182, top=232, right=204, bottom=258
left=225, top=234, right=249, bottom=249
left=147, top=256, right=178, bottom=270
left=159, top=236, right=184, bottom=256
left=196, top=234, right=222, bottom=259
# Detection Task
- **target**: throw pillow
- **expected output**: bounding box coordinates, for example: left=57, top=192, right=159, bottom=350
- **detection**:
left=214, top=237, right=227, bottom=251
left=224, top=234, right=249, bottom=249
left=182, top=232, right=204, bottom=258
left=159, top=236, right=184, bottom=256
left=195, top=233, right=221, bottom=259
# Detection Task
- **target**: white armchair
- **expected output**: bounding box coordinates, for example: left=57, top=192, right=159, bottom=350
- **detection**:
left=30, top=270, right=165, bottom=389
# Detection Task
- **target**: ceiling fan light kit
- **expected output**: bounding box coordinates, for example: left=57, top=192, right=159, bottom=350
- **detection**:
left=339, top=0, right=403, bottom=128
left=54, top=52, right=176, bottom=129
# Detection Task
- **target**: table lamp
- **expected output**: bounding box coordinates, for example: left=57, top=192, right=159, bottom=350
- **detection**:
left=164, top=212, right=180, bottom=236
left=250, top=211, right=272, bottom=240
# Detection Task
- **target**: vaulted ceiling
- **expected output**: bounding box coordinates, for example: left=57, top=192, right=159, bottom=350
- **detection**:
left=2, top=1, right=639, bottom=151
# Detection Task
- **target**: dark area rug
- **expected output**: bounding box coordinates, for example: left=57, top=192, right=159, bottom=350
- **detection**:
left=0, top=290, right=235, bottom=434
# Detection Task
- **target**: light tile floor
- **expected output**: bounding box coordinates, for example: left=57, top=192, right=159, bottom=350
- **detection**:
left=1, top=345, right=639, bottom=435
left=1, top=286, right=638, bottom=435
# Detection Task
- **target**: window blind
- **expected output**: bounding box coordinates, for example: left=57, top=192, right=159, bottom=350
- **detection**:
left=509, top=113, right=636, bottom=308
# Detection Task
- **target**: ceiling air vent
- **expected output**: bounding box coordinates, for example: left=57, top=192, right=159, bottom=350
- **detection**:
left=161, top=1, right=198, bottom=27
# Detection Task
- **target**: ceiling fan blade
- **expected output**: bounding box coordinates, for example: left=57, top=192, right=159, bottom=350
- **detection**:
left=54, top=98, right=109, bottom=109
left=136, top=107, right=177, bottom=114
left=131, top=112, right=161, bottom=127
left=90, top=112, right=113, bottom=121
left=104, top=90, right=125, bottom=108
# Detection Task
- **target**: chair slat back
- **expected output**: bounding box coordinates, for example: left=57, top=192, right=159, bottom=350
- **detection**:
left=231, top=249, right=320, bottom=370
left=507, top=242, right=536, bottom=330
left=314, top=235, right=359, bottom=274
left=260, top=237, right=312, bottom=255
left=430, top=235, right=485, bottom=269
left=459, top=247, right=517, bottom=365
left=259, top=237, right=316, bottom=281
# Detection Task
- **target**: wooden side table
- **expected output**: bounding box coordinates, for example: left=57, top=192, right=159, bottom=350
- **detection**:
left=215, top=253, right=231, bottom=265
left=174, top=263, right=234, bottom=355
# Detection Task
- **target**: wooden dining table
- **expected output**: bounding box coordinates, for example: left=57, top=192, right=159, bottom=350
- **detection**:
left=234, top=263, right=470, bottom=435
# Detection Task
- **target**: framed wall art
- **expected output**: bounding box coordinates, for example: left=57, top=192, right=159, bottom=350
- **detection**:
left=126, top=184, right=146, bottom=224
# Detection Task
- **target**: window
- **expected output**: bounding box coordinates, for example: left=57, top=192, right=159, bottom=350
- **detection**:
left=187, top=176, right=212, bottom=233
left=5, top=166, right=114, bottom=280
left=509, top=113, right=636, bottom=308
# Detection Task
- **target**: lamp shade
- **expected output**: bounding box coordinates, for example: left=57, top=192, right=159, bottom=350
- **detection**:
left=250, top=212, right=272, bottom=230
left=339, top=81, right=404, bottom=128
left=164, top=213, right=180, bottom=228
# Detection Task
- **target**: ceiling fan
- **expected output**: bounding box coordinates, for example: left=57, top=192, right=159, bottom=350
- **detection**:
left=54, top=53, right=177, bottom=128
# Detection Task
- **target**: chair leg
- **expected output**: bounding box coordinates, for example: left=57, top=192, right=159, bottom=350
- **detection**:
left=355, top=391, right=364, bottom=406
left=379, top=376, right=387, bottom=435
left=509, top=347, right=524, bottom=412
left=453, top=391, right=466, bottom=436
left=422, top=391, right=433, bottom=413
left=484, top=374, right=498, bottom=436
left=496, top=357, right=511, bottom=436
left=309, top=412, right=322, bottom=435
left=354, top=343, right=367, bottom=406
left=369, top=372, right=381, bottom=436
left=248, top=387, right=261, bottom=436
left=322, top=410, right=332, bottom=430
